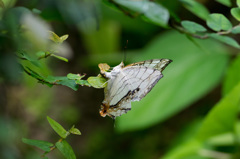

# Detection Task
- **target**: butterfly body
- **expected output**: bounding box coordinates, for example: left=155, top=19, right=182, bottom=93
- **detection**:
left=99, top=59, right=172, bottom=119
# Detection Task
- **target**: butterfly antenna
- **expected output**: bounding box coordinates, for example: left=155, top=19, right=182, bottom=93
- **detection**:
left=113, top=118, right=116, bottom=127
left=123, top=40, right=128, bottom=64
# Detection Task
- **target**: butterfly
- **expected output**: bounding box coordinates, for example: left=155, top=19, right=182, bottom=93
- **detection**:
left=99, top=59, right=172, bottom=119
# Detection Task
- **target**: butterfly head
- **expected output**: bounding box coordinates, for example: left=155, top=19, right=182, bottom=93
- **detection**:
left=99, top=103, right=108, bottom=117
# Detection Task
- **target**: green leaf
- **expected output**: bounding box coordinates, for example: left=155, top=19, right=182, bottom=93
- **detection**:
left=45, top=76, right=67, bottom=83
left=60, top=35, right=69, bottom=42
left=237, top=0, right=240, bottom=7
left=231, top=26, right=240, bottom=34
left=69, top=126, right=81, bottom=135
left=49, top=31, right=61, bottom=43
left=36, top=51, right=48, bottom=58
left=196, top=82, right=240, bottom=140
left=87, top=76, right=107, bottom=88
left=207, top=132, right=235, bottom=146
left=216, top=0, right=232, bottom=7
left=50, top=54, right=68, bottom=62
left=67, top=73, right=85, bottom=80
left=114, top=0, right=169, bottom=27
left=206, top=13, right=232, bottom=31
left=181, top=20, right=207, bottom=33
left=47, top=116, right=69, bottom=139
left=222, top=55, right=240, bottom=95
left=56, top=140, right=76, bottom=159
left=22, top=138, right=53, bottom=152
left=18, top=51, right=41, bottom=67
left=75, top=79, right=91, bottom=87
left=209, top=33, right=240, bottom=49
left=57, top=79, right=79, bottom=91
left=180, top=0, right=210, bottom=20
left=162, top=139, right=202, bottom=159
left=116, top=31, right=229, bottom=132
left=231, top=8, right=240, bottom=21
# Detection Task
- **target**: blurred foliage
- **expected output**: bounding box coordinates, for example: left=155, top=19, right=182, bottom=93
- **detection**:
left=0, top=0, right=240, bottom=159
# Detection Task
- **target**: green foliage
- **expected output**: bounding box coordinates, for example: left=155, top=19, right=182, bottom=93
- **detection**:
left=181, top=20, right=207, bottom=33
left=231, top=8, right=240, bottom=21
left=69, top=125, right=81, bottom=135
left=56, top=140, right=76, bottom=159
left=196, top=83, right=240, bottom=141
left=2, top=0, right=240, bottom=158
left=222, top=55, right=240, bottom=95
left=216, top=0, right=232, bottom=7
left=22, top=138, right=53, bottom=152
left=116, top=31, right=229, bottom=132
left=87, top=76, right=107, bottom=88
left=231, top=26, right=240, bottom=34
left=180, top=0, right=210, bottom=20
left=23, top=116, right=81, bottom=158
left=206, top=13, right=232, bottom=31
left=47, top=116, right=69, bottom=139
left=162, top=82, right=240, bottom=158
left=105, top=0, right=170, bottom=27
left=208, top=33, right=240, bottom=48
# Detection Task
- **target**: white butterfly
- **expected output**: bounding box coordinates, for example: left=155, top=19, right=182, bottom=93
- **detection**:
left=99, top=59, right=172, bottom=119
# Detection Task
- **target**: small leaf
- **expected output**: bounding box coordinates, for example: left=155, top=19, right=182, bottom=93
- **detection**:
left=45, top=76, right=67, bottom=83
left=50, top=54, right=68, bottom=62
left=206, top=13, right=232, bottom=31
left=75, top=79, right=91, bottom=87
left=98, top=63, right=110, bottom=74
left=69, top=126, right=81, bottom=135
left=237, top=0, right=240, bottom=7
left=181, top=20, right=207, bottom=33
left=56, top=140, right=76, bottom=159
left=180, top=0, right=210, bottom=20
left=57, top=79, right=79, bottom=91
left=87, top=76, right=107, bottom=88
left=209, top=33, right=240, bottom=48
left=232, top=26, right=240, bottom=34
left=60, top=35, right=69, bottom=42
left=47, top=116, right=69, bottom=139
left=22, top=138, right=53, bottom=152
left=231, top=8, right=240, bottom=21
left=67, top=73, right=85, bottom=80
left=36, top=51, right=48, bottom=58
left=114, top=0, right=170, bottom=27
left=49, top=31, right=61, bottom=43
left=222, top=55, right=240, bottom=95
left=216, top=0, right=232, bottom=7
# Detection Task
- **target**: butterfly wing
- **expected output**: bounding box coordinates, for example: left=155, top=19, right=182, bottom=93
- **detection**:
left=100, top=59, right=172, bottom=118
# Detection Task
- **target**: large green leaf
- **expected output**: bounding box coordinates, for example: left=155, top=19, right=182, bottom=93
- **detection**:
left=196, top=82, right=240, bottom=140
left=56, top=140, right=76, bottom=159
left=162, top=82, right=240, bottom=159
left=116, top=31, right=229, bottom=132
left=222, top=55, right=240, bottom=96
left=22, top=138, right=53, bottom=152
left=113, top=0, right=169, bottom=27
